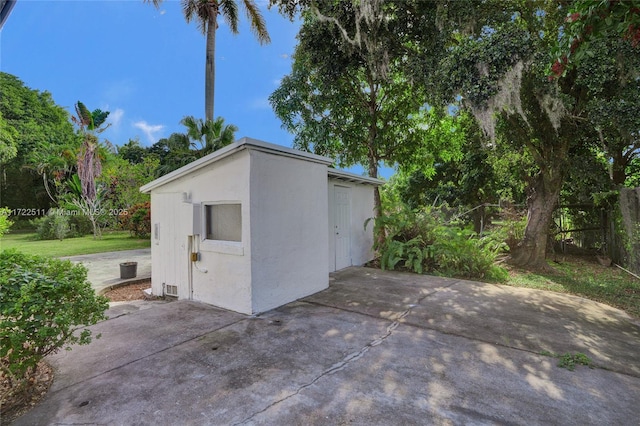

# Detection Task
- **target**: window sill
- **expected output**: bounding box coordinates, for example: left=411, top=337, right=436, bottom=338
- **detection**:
left=200, top=240, right=244, bottom=256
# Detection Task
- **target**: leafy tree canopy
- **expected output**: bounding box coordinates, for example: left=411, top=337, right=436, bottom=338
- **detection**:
left=0, top=72, right=77, bottom=211
left=551, top=0, right=640, bottom=76
left=270, top=0, right=465, bottom=221
left=0, top=111, right=18, bottom=164
left=0, top=73, right=76, bottom=163
left=117, top=138, right=148, bottom=165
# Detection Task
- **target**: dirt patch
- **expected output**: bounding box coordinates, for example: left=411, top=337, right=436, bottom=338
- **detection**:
left=103, top=280, right=151, bottom=302
left=0, top=360, right=53, bottom=425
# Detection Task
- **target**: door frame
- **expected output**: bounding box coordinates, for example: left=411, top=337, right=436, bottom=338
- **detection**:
left=333, top=185, right=352, bottom=271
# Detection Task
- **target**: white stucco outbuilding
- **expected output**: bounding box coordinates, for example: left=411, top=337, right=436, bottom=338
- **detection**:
left=140, top=137, right=382, bottom=315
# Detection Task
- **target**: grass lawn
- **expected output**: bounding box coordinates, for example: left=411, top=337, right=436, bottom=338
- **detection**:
left=0, top=230, right=150, bottom=257
left=504, top=254, right=640, bottom=319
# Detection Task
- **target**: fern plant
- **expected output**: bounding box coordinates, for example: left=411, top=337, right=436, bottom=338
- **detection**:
left=370, top=201, right=508, bottom=281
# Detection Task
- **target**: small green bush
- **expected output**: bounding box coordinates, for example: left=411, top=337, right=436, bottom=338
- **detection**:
left=68, top=211, right=94, bottom=237
left=372, top=205, right=508, bottom=281
left=30, top=209, right=94, bottom=240
left=120, top=201, right=151, bottom=238
left=431, top=225, right=508, bottom=281
left=30, top=210, right=70, bottom=240
left=0, top=250, right=108, bottom=389
left=380, top=237, right=433, bottom=274
left=0, top=207, right=13, bottom=238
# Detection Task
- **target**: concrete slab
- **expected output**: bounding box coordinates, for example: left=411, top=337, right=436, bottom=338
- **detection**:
left=48, top=301, right=245, bottom=393
left=10, top=267, right=640, bottom=425
left=313, top=268, right=640, bottom=377
left=248, top=327, right=639, bottom=425
left=405, top=279, right=640, bottom=377
left=61, top=248, right=151, bottom=294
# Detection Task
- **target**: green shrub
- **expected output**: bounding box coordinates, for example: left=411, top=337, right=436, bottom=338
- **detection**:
left=120, top=201, right=151, bottom=238
left=30, top=210, right=70, bottom=240
left=557, top=352, right=593, bottom=371
left=68, top=211, right=94, bottom=237
left=431, top=225, right=508, bottom=281
left=29, top=209, right=93, bottom=239
left=0, top=207, right=13, bottom=238
left=372, top=204, right=508, bottom=281
left=380, top=237, right=433, bottom=274
left=0, top=250, right=108, bottom=389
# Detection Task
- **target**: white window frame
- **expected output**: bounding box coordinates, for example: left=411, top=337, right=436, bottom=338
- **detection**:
left=200, top=202, right=244, bottom=256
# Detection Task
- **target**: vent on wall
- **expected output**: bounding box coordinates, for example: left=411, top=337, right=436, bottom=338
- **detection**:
left=165, top=284, right=178, bottom=297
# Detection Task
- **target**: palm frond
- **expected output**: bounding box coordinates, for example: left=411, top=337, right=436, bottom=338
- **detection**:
left=220, top=0, right=240, bottom=34
left=182, top=0, right=197, bottom=23
left=143, top=0, right=164, bottom=8
left=75, top=101, right=93, bottom=129
left=182, top=0, right=209, bottom=34
left=241, top=0, right=270, bottom=45
left=91, top=109, right=110, bottom=129
left=180, top=115, right=202, bottom=142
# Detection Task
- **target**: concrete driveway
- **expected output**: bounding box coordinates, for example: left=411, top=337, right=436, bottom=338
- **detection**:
left=61, top=249, right=151, bottom=294
left=12, top=267, right=640, bottom=425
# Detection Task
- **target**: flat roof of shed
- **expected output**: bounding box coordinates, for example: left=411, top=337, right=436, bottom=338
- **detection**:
left=141, top=137, right=334, bottom=194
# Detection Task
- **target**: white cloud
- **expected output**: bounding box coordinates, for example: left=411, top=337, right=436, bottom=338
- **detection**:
left=279, top=53, right=289, bottom=59
left=134, top=121, right=165, bottom=144
left=108, top=108, right=124, bottom=129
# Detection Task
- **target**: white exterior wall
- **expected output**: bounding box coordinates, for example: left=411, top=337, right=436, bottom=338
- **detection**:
left=249, top=150, right=329, bottom=313
left=191, top=151, right=252, bottom=314
left=151, top=150, right=253, bottom=314
left=328, top=178, right=377, bottom=272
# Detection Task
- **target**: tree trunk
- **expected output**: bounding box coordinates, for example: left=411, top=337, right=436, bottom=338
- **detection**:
left=368, top=162, right=380, bottom=217
left=205, top=10, right=217, bottom=121
left=366, top=77, right=380, bottom=218
left=368, top=158, right=385, bottom=249
left=510, top=171, right=562, bottom=269
left=610, top=149, right=626, bottom=186
left=472, top=204, right=485, bottom=234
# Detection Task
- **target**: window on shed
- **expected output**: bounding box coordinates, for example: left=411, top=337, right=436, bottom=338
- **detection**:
left=205, top=203, right=241, bottom=242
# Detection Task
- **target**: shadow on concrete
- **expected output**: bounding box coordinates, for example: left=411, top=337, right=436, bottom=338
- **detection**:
left=11, top=267, right=640, bottom=425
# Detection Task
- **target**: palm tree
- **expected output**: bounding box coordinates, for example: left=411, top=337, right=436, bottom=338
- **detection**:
left=154, top=132, right=197, bottom=177
left=153, top=116, right=237, bottom=177
left=146, top=0, right=270, bottom=120
left=181, top=115, right=237, bottom=156
left=70, top=101, right=111, bottom=238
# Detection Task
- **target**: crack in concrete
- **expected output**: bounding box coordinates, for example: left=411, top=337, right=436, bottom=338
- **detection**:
left=53, top=423, right=108, bottom=426
left=234, top=293, right=433, bottom=426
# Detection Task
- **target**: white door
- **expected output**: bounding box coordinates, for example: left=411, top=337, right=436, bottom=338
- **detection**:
left=155, top=194, right=183, bottom=297
left=334, top=186, right=351, bottom=270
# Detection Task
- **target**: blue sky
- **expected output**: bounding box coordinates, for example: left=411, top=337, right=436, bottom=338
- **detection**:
left=0, top=0, right=300, bottom=148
